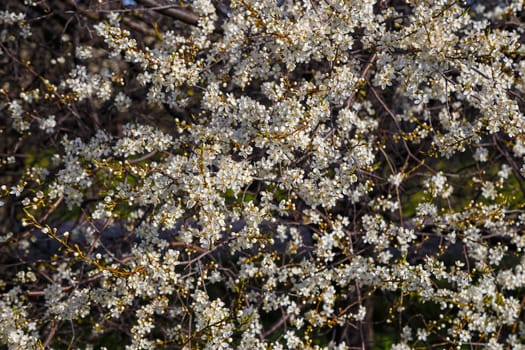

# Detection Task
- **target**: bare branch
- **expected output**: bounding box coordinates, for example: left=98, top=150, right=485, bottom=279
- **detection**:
left=135, top=0, right=199, bottom=26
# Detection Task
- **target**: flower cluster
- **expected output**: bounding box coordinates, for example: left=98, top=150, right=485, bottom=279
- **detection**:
left=1, top=0, right=525, bottom=349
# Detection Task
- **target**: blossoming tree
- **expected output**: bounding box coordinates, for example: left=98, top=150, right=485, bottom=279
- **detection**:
left=1, top=0, right=525, bottom=348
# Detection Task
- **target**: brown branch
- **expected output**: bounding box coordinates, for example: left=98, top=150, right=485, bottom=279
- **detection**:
left=26, top=269, right=107, bottom=297
left=262, top=303, right=307, bottom=338
left=121, top=16, right=157, bottom=37
left=262, top=311, right=290, bottom=338
left=492, top=134, right=525, bottom=192
left=345, top=52, right=377, bottom=109
left=42, top=320, right=58, bottom=348
left=127, top=150, right=157, bottom=164
left=135, top=0, right=199, bottom=26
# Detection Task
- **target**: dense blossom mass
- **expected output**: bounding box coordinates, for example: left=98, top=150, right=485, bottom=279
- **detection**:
left=1, top=0, right=525, bottom=348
